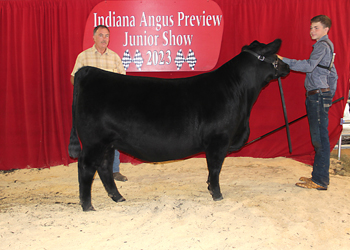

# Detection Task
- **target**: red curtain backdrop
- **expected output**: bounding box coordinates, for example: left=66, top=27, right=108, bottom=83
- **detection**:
left=0, top=0, right=349, bottom=170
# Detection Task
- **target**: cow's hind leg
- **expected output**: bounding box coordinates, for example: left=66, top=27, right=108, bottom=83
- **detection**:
left=205, top=135, right=229, bottom=201
left=78, top=152, right=97, bottom=211
left=97, top=146, right=125, bottom=203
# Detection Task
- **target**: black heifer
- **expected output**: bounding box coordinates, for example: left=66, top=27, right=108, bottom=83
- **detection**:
left=69, top=39, right=290, bottom=211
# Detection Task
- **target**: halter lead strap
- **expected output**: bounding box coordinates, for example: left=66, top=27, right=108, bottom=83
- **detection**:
left=243, top=49, right=265, bottom=61
left=243, top=49, right=277, bottom=65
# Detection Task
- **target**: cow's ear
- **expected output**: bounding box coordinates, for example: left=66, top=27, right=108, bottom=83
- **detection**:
left=250, top=40, right=261, bottom=47
left=261, top=39, right=282, bottom=55
left=242, top=40, right=261, bottom=52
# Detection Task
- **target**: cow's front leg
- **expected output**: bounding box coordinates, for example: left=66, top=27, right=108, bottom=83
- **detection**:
left=206, top=161, right=224, bottom=201
left=78, top=157, right=96, bottom=211
left=205, top=135, right=229, bottom=201
left=97, top=146, right=125, bottom=203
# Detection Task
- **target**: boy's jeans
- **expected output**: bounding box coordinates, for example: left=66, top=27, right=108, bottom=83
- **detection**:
left=306, top=91, right=332, bottom=188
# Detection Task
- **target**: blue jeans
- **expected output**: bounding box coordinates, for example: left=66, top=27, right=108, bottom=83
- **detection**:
left=306, top=91, right=332, bottom=188
left=112, top=150, right=120, bottom=173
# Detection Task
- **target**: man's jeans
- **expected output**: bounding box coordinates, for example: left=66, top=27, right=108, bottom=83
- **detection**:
left=112, top=150, right=120, bottom=173
left=306, top=91, right=332, bottom=188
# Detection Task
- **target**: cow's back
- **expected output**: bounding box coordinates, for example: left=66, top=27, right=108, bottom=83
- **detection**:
left=74, top=66, right=245, bottom=162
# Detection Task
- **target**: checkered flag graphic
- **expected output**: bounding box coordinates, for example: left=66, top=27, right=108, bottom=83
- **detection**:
left=122, top=50, right=132, bottom=70
left=174, top=49, right=197, bottom=70
left=186, top=49, right=197, bottom=70
left=175, top=49, right=186, bottom=70
left=122, top=49, right=144, bottom=71
left=133, top=50, right=144, bottom=70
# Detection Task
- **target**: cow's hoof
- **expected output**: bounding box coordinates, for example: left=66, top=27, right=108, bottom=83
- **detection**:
left=117, top=197, right=126, bottom=202
left=82, top=205, right=96, bottom=212
left=208, top=185, right=222, bottom=201
left=213, top=196, right=223, bottom=201
left=212, top=194, right=223, bottom=201
left=112, top=196, right=126, bottom=203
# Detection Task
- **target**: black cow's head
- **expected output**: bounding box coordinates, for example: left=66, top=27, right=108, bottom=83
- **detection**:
left=242, top=39, right=290, bottom=84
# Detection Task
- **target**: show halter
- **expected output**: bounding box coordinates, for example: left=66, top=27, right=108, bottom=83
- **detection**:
left=243, top=49, right=279, bottom=76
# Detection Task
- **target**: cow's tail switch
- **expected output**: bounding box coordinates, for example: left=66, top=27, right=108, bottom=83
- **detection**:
left=68, top=128, right=81, bottom=158
left=68, top=68, right=83, bottom=159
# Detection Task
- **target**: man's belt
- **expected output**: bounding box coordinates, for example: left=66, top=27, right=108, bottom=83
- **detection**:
left=307, top=88, right=331, bottom=96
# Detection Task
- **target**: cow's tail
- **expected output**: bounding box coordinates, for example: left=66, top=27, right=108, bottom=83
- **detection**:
left=68, top=69, right=82, bottom=159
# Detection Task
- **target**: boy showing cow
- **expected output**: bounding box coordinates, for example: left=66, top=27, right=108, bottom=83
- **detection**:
left=278, top=15, right=338, bottom=190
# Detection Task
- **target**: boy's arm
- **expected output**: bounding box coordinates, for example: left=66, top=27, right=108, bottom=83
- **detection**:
left=278, top=43, right=327, bottom=73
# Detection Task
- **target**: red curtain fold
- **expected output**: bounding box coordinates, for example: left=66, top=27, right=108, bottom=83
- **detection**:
left=1, top=0, right=349, bottom=170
